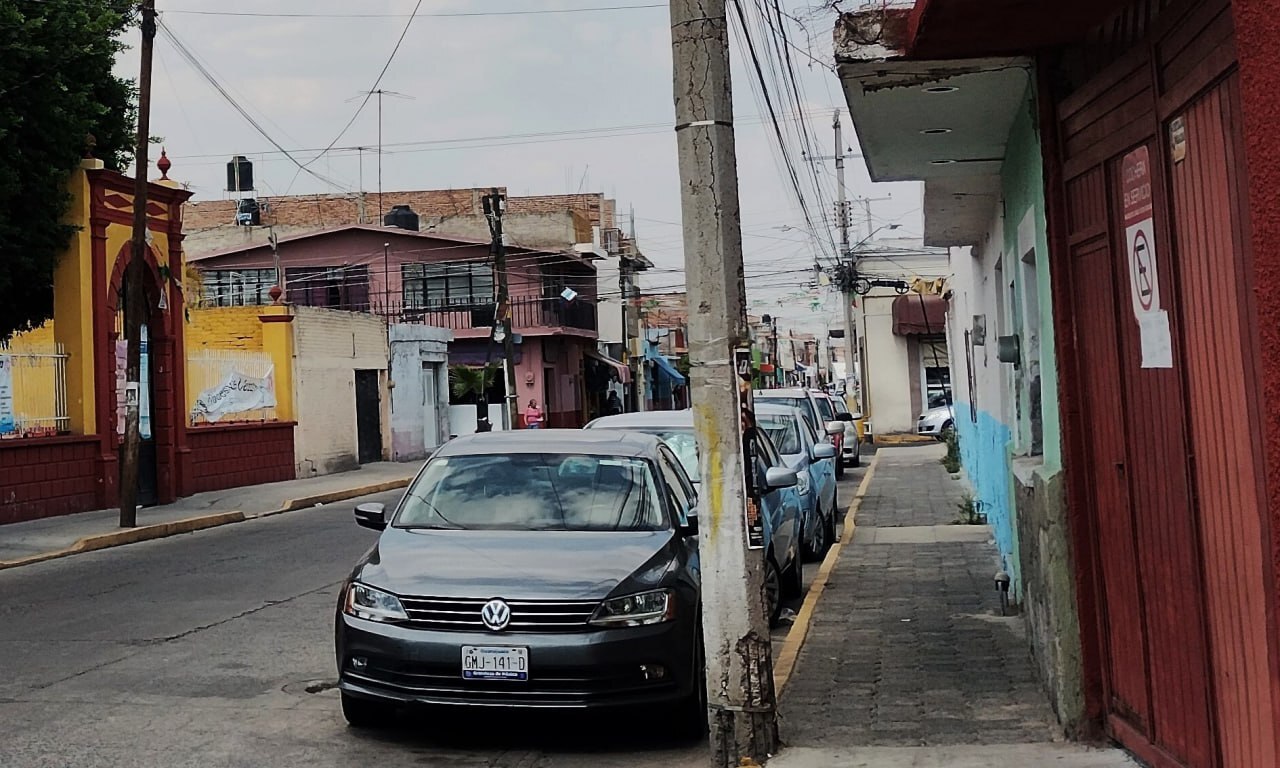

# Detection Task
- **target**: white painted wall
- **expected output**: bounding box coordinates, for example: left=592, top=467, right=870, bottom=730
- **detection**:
left=293, top=307, right=389, bottom=477
left=860, top=290, right=915, bottom=433
left=388, top=324, right=452, bottom=461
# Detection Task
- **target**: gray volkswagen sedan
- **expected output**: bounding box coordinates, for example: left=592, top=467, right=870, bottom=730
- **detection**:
left=334, top=429, right=741, bottom=730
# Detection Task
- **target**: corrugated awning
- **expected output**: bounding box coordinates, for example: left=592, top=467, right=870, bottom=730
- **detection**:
left=892, top=293, right=947, bottom=336
left=585, top=349, right=630, bottom=383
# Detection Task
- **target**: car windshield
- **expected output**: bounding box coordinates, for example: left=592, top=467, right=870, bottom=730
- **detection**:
left=757, top=414, right=802, bottom=455
left=395, top=453, right=667, bottom=531
left=622, top=428, right=699, bottom=480
left=756, top=395, right=816, bottom=431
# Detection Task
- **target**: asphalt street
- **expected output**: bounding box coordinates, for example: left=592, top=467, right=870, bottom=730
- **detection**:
left=0, top=468, right=864, bottom=768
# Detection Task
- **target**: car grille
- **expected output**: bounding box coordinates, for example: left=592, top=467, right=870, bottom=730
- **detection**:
left=398, top=596, right=599, bottom=632
left=346, top=658, right=676, bottom=707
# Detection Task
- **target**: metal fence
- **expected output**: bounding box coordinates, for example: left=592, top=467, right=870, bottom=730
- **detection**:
left=0, top=343, right=70, bottom=438
left=186, top=349, right=278, bottom=425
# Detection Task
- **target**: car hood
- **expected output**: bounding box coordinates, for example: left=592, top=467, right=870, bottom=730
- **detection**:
left=921, top=405, right=953, bottom=421
left=353, top=527, right=680, bottom=601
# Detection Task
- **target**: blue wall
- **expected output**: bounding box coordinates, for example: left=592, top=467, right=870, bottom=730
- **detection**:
left=956, top=403, right=1019, bottom=597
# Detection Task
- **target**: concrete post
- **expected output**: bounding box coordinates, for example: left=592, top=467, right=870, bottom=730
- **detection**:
left=258, top=305, right=295, bottom=422
left=670, top=0, right=778, bottom=764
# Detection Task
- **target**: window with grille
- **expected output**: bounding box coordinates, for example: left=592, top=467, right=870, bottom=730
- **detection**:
left=284, top=265, right=370, bottom=311
left=402, top=262, right=493, bottom=309
left=200, top=269, right=278, bottom=307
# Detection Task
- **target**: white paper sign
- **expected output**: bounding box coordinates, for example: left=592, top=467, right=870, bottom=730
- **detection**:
left=0, top=355, right=15, bottom=435
left=191, top=368, right=277, bottom=423
left=1138, top=311, right=1173, bottom=369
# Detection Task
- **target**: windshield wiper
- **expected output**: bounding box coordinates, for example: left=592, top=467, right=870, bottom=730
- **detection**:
left=399, top=523, right=464, bottom=531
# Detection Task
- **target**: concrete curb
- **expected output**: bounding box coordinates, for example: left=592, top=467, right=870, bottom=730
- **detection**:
left=252, top=477, right=415, bottom=519
left=773, top=451, right=882, bottom=694
left=873, top=433, right=936, bottom=446
left=0, top=476, right=415, bottom=573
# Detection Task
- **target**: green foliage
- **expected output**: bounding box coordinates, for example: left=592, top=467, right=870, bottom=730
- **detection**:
left=955, top=493, right=984, bottom=525
left=0, top=0, right=138, bottom=341
left=449, top=364, right=499, bottom=403
left=941, top=427, right=961, bottom=473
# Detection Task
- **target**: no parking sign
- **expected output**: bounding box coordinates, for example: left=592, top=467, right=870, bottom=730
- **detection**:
left=1121, top=146, right=1172, bottom=368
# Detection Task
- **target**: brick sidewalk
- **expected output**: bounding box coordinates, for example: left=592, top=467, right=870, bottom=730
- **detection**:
left=777, top=445, right=1135, bottom=765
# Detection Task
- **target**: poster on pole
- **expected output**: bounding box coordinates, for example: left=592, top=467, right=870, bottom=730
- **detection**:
left=1121, top=145, right=1172, bottom=369
left=0, top=355, right=15, bottom=436
left=735, top=347, right=765, bottom=550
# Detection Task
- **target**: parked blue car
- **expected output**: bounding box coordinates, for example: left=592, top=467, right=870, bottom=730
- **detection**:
left=584, top=409, right=803, bottom=624
left=754, top=403, right=839, bottom=562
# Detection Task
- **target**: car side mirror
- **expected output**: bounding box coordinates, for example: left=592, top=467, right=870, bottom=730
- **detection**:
left=765, top=466, right=798, bottom=489
left=355, top=502, right=387, bottom=531
left=680, top=511, right=699, bottom=536
left=812, top=443, right=837, bottom=461
left=834, top=413, right=853, bottom=422
left=824, top=421, right=844, bottom=436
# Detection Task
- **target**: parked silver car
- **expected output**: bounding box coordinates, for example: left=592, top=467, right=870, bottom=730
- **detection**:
left=917, top=402, right=955, bottom=439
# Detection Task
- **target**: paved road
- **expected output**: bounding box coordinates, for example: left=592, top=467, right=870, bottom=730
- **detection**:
left=0, top=469, right=864, bottom=768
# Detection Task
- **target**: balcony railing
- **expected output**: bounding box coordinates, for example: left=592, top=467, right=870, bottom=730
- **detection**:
left=379, top=296, right=597, bottom=333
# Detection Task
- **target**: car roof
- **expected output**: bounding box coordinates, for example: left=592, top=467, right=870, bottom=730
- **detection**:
left=438, top=429, right=663, bottom=458
left=756, top=402, right=803, bottom=418
left=754, top=388, right=812, bottom=400
left=585, top=409, right=694, bottom=430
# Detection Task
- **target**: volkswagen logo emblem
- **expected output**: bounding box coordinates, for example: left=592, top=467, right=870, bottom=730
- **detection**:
left=480, top=599, right=511, bottom=631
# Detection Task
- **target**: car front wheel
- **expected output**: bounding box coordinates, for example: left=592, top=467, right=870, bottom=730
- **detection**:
left=341, top=691, right=393, bottom=728
left=764, top=557, right=783, bottom=627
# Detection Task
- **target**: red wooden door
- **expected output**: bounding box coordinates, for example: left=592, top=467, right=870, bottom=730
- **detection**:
left=1167, top=73, right=1278, bottom=768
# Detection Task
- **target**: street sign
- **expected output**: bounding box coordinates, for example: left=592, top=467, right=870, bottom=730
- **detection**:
left=1121, top=145, right=1172, bottom=369
left=1122, top=146, right=1160, bottom=317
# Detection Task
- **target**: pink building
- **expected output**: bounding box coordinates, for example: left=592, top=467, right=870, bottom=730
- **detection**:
left=191, top=224, right=611, bottom=428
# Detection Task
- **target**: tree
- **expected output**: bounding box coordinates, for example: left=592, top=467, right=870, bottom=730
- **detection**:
left=0, top=0, right=137, bottom=342
left=448, top=364, right=499, bottom=404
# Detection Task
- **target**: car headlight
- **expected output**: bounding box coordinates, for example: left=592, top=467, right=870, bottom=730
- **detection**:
left=794, top=471, right=811, bottom=495
left=344, top=582, right=409, bottom=623
left=589, top=589, right=676, bottom=627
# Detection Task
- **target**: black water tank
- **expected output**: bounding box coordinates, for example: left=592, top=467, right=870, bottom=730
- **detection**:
left=235, top=198, right=260, bottom=226
left=383, top=204, right=420, bottom=231
left=226, top=155, right=254, bottom=192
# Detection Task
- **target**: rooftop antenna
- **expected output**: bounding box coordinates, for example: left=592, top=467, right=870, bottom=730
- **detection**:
left=347, top=89, right=412, bottom=223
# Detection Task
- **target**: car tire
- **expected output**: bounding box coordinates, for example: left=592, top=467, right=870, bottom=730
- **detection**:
left=764, top=556, right=783, bottom=627
left=849, top=446, right=862, bottom=468
left=674, top=637, right=709, bottom=740
left=341, top=691, right=393, bottom=728
left=803, top=500, right=835, bottom=563
left=834, top=455, right=845, bottom=479
left=784, top=551, right=804, bottom=600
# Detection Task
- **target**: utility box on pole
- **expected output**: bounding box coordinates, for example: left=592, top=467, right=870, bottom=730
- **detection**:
left=669, top=0, right=779, bottom=764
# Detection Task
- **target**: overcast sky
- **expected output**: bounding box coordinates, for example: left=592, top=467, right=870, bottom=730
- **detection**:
left=116, top=0, right=925, bottom=340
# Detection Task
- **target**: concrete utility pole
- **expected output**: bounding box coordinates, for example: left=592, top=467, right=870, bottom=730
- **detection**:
left=670, top=1, right=778, bottom=764
left=834, top=112, right=859, bottom=402
left=484, top=190, right=518, bottom=427
left=119, top=0, right=157, bottom=529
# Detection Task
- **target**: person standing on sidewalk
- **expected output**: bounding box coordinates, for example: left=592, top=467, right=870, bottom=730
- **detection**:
left=524, top=399, right=543, bottom=429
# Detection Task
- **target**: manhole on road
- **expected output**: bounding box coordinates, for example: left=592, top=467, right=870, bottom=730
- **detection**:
left=282, top=679, right=339, bottom=696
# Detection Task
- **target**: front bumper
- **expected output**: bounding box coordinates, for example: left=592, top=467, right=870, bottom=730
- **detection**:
left=917, top=420, right=945, bottom=435
left=336, top=613, right=698, bottom=709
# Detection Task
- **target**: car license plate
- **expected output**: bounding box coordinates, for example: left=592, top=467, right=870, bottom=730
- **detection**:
left=461, top=646, right=528, bottom=681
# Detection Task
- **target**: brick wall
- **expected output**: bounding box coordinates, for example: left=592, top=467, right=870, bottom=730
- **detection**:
left=293, top=307, right=388, bottom=476
left=185, top=188, right=500, bottom=232
left=186, top=307, right=264, bottom=350
left=0, top=437, right=100, bottom=524
left=184, top=188, right=617, bottom=233
left=186, top=422, right=295, bottom=493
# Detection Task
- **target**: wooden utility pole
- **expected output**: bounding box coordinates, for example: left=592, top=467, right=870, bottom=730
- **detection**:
left=119, top=0, right=157, bottom=528
left=484, top=189, right=518, bottom=427
left=670, top=1, right=778, bottom=764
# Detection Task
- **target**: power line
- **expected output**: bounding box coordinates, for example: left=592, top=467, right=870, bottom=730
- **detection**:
left=294, top=0, right=424, bottom=179
left=163, top=3, right=665, bottom=19
left=156, top=18, right=351, bottom=192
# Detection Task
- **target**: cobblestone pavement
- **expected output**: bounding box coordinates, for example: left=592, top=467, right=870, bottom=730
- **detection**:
left=854, top=445, right=961, bottom=528
left=779, top=445, right=1062, bottom=749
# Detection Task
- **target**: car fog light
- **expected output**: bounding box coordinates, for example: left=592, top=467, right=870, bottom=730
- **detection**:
left=351, top=656, right=368, bottom=671
left=638, top=664, right=667, bottom=681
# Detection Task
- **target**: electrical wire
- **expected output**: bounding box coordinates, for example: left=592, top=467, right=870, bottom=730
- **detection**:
left=162, top=3, right=665, bottom=19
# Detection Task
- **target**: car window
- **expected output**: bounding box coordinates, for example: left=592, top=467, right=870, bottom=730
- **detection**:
left=756, top=395, right=818, bottom=432
left=756, top=414, right=802, bottom=455
left=614, top=428, right=699, bottom=479
left=395, top=453, right=667, bottom=531
left=656, top=450, right=693, bottom=525
left=756, top=429, right=786, bottom=468
left=813, top=396, right=835, bottom=422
